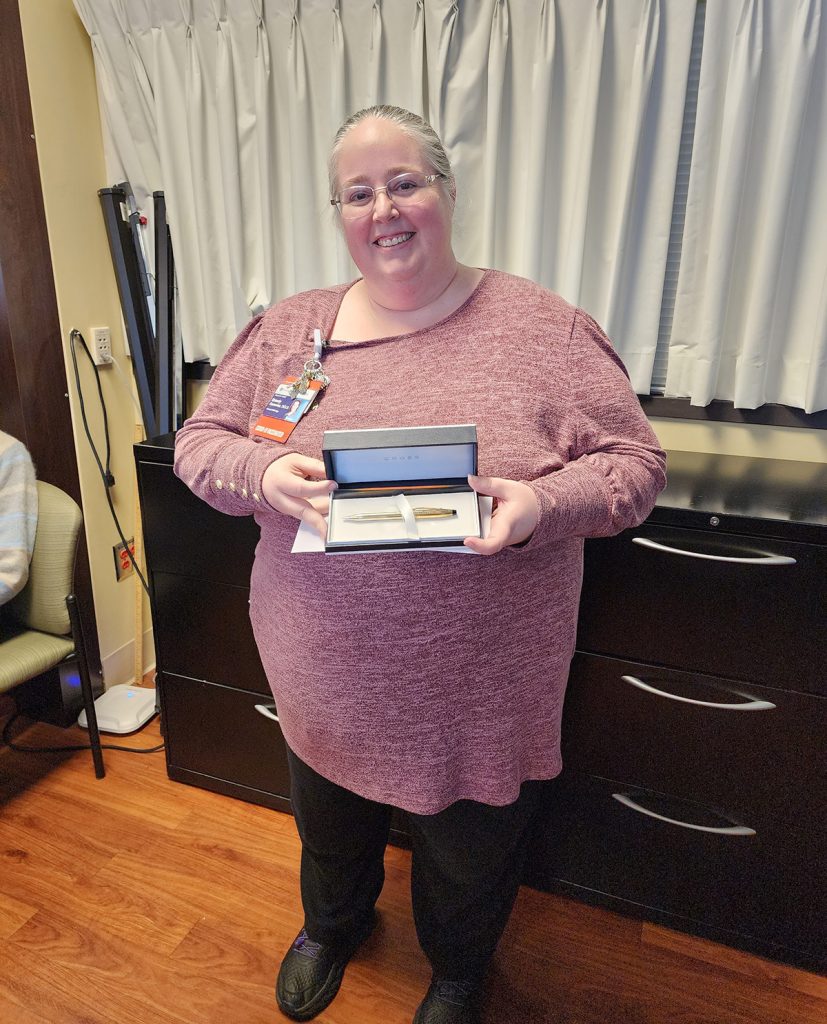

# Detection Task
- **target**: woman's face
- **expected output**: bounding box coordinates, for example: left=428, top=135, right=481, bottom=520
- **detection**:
left=333, top=118, right=456, bottom=300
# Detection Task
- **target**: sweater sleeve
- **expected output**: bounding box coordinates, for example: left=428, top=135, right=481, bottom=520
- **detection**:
left=521, top=310, right=666, bottom=550
left=173, top=315, right=285, bottom=516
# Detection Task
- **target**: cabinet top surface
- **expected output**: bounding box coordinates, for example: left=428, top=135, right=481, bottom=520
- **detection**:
left=657, top=450, right=826, bottom=529
left=136, top=437, right=826, bottom=533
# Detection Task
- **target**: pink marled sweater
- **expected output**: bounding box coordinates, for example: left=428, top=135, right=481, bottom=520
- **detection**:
left=174, top=270, right=666, bottom=813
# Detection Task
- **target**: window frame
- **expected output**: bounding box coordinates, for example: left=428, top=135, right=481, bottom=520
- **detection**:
left=640, top=396, right=827, bottom=430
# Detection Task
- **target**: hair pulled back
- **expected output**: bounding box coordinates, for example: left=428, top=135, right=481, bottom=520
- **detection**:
left=328, top=105, right=456, bottom=203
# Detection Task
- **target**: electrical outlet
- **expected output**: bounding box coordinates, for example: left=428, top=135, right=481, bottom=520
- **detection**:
left=113, top=538, right=135, bottom=581
left=92, top=327, right=112, bottom=365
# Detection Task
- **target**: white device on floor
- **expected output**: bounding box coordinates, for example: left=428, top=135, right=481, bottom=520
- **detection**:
left=77, top=684, right=157, bottom=734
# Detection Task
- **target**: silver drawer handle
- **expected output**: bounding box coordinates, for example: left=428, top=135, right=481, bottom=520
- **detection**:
left=254, top=703, right=280, bottom=723
left=612, top=793, right=756, bottom=836
left=621, top=675, right=776, bottom=711
left=632, top=536, right=796, bottom=565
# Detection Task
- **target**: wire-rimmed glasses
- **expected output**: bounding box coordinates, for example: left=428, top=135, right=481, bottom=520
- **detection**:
left=331, top=172, right=445, bottom=218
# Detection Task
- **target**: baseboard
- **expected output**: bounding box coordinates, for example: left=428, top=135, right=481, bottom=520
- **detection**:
left=101, top=626, right=156, bottom=687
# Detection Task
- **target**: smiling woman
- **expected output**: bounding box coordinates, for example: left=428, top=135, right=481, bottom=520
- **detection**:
left=329, top=111, right=473, bottom=335
left=172, top=105, right=666, bottom=1024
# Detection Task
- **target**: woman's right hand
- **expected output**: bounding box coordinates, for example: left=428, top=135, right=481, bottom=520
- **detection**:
left=261, top=453, right=337, bottom=539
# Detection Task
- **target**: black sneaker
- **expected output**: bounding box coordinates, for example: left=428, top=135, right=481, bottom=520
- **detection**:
left=412, top=977, right=481, bottom=1024
left=275, top=918, right=375, bottom=1022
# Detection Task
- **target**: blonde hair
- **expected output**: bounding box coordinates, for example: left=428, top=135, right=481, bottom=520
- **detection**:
left=328, top=105, right=456, bottom=204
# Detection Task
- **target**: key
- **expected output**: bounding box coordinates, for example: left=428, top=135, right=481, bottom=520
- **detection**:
left=290, top=358, right=330, bottom=397
left=289, top=371, right=311, bottom=399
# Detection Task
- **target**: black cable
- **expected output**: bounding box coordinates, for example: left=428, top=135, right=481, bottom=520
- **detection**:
left=69, top=329, right=113, bottom=485
left=1, top=712, right=164, bottom=754
left=68, top=329, right=150, bottom=594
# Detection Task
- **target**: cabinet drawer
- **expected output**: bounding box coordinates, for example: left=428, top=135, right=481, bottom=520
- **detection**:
left=162, top=672, right=291, bottom=798
left=138, top=461, right=259, bottom=585
left=562, top=654, right=827, bottom=830
left=526, top=771, right=826, bottom=963
left=578, top=525, right=827, bottom=695
left=153, top=573, right=270, bottom=694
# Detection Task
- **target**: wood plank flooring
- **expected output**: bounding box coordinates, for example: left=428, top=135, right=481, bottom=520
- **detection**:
left=1, top=694, right=825, bottom=1024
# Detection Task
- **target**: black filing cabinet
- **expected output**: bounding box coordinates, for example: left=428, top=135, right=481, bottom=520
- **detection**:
left=136, top=434, right=291, bottom=812
left=136, top=438, right=826, bottom=970
left=525, top=453, right=827, bottom=973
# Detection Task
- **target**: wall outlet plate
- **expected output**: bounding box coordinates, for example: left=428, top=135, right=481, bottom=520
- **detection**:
left=113, top=538, right=135, bottom=581
left=92, top=326, right=112, bottom=365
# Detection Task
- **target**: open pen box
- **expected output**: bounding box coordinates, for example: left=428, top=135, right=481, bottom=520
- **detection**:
left=322, top=424, right=481, bottom=553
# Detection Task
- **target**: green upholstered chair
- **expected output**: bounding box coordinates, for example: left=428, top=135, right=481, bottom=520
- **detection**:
left=0, top=481, right=104, bottom=776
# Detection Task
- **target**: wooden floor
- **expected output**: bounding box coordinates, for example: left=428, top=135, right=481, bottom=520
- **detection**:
left=1, top=694, right=825, bottom=1024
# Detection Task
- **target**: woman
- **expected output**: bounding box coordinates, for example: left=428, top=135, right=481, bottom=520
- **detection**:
left=174, top=105, right=666, bottom=1024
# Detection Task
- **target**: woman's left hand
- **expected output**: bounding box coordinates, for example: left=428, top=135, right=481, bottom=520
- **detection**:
left=464, top=474, right=540, bottom=555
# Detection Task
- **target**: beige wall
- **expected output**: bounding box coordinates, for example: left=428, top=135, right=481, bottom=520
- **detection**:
left=651, top=418, right=827, bottom=463
left=18, top=0, right=154, bottom=686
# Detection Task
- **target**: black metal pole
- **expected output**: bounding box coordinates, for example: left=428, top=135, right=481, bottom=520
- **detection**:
left=153, top=191, right=175, bottom=436
left=98, top=185, right=157, bottom=436
left=67, top=594, right=105, bottom=779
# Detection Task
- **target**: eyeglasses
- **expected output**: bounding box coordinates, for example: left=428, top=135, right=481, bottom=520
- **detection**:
left=331, top=172, right=445, bottom=217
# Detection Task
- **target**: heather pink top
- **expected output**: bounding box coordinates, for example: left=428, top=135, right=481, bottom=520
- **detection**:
left=174, top=270, right=666, bottom=813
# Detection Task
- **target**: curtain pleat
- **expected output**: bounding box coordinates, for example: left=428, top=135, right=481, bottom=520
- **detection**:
left=805, top=268, right=827, bottom=412
left=558, top=1, right=607, bottom=307
left=284, top=4, right=310, bottom=296
left=213, top=3, right=251, bottom=331
left=251, top=0, right=276, bottom=312
left=410, top=1, right=427, bottom=118
left=367, top=2, right=383, bottom=108
left=152, top=3, right=205, bottom=357
left=521, top=1, right=556, bottom=282
left=424, top=0, right=459, bottom=144
left=329, top=2, right=351, bottom=284
left=479, top=1, right=510, bottom=264
left=183, top=0, right=235, bottom=357
left=600, top=0, right=661, bottom=387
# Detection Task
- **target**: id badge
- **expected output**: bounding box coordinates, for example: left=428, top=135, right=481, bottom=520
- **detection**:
left=252, top=377, right=323, bottom=443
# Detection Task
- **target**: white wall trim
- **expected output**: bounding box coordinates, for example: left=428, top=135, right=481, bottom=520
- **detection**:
left=101, top=626, right=155, bottom=688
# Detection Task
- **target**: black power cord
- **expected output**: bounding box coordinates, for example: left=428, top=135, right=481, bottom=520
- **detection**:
left=68, top=328, right=150, bottom=594
left=2, top=711, right=164, bottom=755
left=59, top=329, right=165, bottom=756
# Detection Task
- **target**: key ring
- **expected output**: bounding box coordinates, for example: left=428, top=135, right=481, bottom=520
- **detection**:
left=303, top=358, right=323, bottom=374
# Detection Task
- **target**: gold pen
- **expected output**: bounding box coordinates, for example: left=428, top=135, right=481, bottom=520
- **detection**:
left=344, top=507, right=457, bottom=522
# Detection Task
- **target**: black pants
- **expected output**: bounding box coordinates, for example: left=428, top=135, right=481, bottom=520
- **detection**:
left=285, top=746, right=539, bottom=981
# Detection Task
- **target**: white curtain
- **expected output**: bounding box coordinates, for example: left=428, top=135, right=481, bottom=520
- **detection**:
left=666, top=0, right=827, bottom=413
left=74, top=0, right=695, bottom=383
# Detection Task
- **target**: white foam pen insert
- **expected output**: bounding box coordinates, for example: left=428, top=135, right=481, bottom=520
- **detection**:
left=327, top=491, right=480, bottom=547
left=291, top=496, right=493, bottom=555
